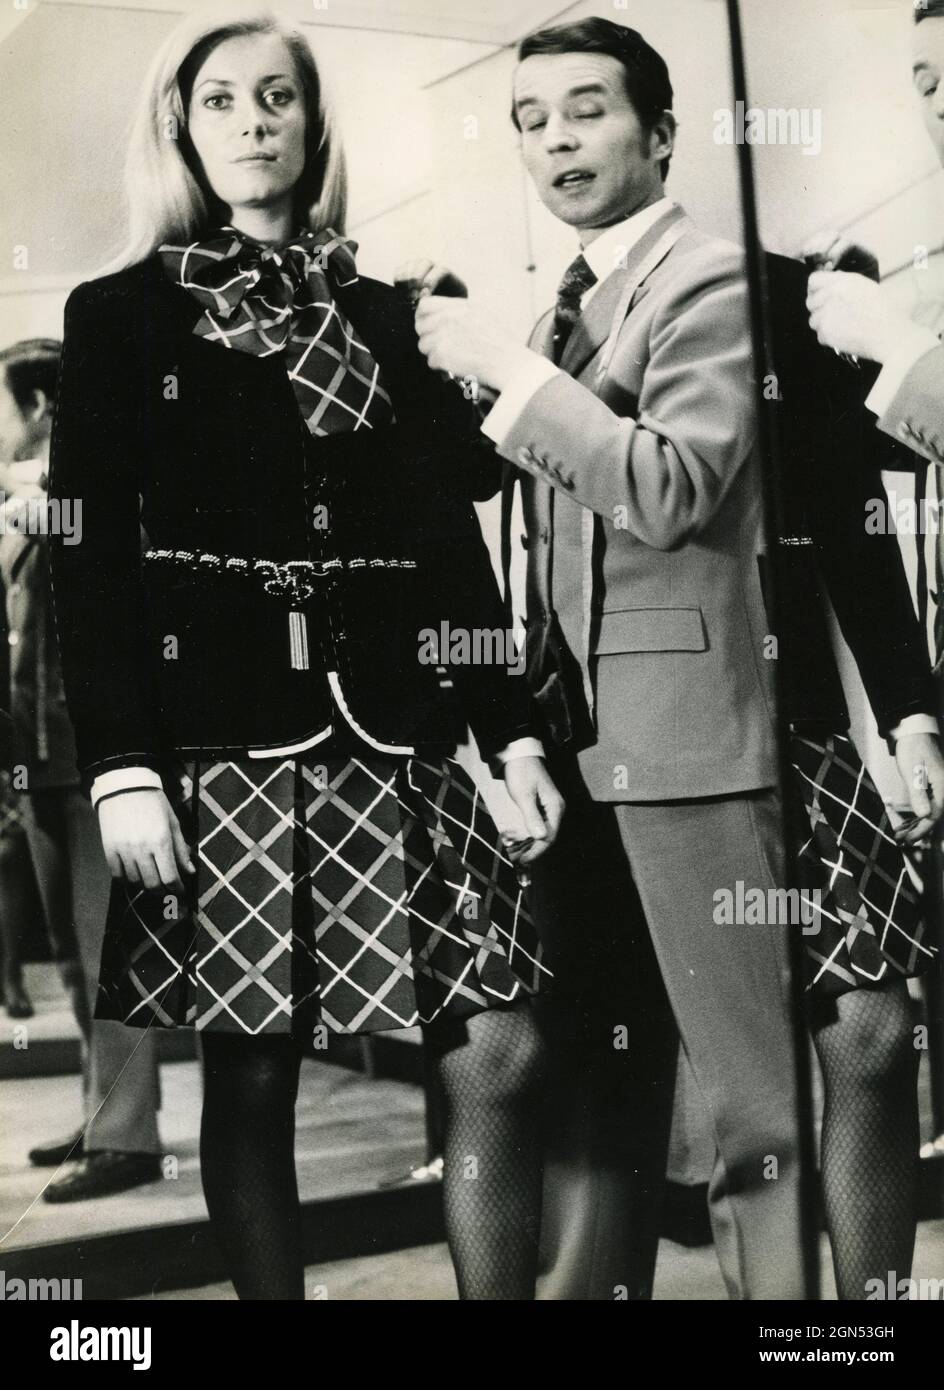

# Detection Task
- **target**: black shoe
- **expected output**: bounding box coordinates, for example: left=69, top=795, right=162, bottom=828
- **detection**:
left=2, top=977, right=34, bottom=1019
left=42, top=1151, right=162, bottom=1203
left=28, top=1128, right=85, bottom=1167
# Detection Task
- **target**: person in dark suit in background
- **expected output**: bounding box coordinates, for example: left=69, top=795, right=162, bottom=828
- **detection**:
left=0, top=567, right=34, bottom=1020
left=0, top=338, right=164, bottom=1199
left=0, top=704, right=34, bottom=1019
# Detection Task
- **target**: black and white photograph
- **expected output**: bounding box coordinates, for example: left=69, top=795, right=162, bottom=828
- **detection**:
left=1, top=0, right=944, bottom=1348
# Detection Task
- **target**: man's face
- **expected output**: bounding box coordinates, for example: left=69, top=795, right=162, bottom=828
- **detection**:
left=912, top=16, right=944, bottom=167
left=512, top=52, right=670, bottom=236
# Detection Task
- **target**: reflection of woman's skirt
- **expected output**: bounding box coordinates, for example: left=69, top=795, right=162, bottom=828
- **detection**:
left=95, top=755, right=549, bottom=1038
left=791, top=731, right=937, bottom=996
left=0, top=771, right=24, bottom=843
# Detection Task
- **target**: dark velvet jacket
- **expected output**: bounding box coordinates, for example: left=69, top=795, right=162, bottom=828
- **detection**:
left=766, top=253, right=935, bottom=738
left=47, top=255, right=533, bottom=787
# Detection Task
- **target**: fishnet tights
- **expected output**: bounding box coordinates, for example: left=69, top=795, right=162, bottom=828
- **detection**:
left=199, top=1002, right=544, bottom=1300
left=811, top=981, right=919, bottom=1301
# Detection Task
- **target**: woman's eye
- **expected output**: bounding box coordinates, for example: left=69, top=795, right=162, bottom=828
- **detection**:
left=523, top=117, right=547, bottom=132
left=265, top=88, right=294, bottom=106
left=203, top=93, right=231, bottom=110
left=572, top=106, right=603, bottom=120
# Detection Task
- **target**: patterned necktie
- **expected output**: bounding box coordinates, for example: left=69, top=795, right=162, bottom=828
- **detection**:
left=552, top=252, right=597, bottom=365
left=159, top=226, right=395, bottom=436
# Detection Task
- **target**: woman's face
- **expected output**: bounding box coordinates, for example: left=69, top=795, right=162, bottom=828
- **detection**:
left=186, top=32, right=307, bottom=222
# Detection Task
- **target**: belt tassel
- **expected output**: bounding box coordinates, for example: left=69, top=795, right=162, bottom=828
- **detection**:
left=289, top=611, right=310, bottom=670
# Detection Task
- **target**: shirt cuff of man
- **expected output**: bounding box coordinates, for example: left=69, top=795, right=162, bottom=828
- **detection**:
left=481, top=355, right=561, bottom=447
left=488, top=737, right=546, bottom=780
left=865, top=326, right=941, bottom=418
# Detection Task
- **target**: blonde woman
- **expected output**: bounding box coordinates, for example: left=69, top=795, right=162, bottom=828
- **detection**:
left=48, top=6, right=562, bottom=1300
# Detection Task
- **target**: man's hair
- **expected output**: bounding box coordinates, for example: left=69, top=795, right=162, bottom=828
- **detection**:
left=513, top=17, right=674, bottom=181
left=915, top=1, right=944, bottom=22
left=0, top=339, right=60, bottom=414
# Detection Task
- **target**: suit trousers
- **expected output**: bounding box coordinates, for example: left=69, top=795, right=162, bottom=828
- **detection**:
left=22, top=788, right=162, bottom=1155
left=531, top=757, right=805, bottom=1300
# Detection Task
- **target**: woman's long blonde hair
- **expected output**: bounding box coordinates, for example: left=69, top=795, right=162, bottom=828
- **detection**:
left=102, top=4, right=347, bottom=273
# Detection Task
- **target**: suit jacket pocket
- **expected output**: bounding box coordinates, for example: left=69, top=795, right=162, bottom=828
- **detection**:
left=594, top=606, right=707, bottom=655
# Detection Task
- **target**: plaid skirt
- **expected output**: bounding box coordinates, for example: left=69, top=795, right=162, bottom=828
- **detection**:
left=791, top=731, right=937, bottom=996
left=95, top=754, right=549, bottom=1037
left=0, top=771, right=24, bottom=843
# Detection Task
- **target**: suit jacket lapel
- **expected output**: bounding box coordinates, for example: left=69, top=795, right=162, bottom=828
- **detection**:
left=530, top=308, right=556, bottom=360
left=559, top=204, right=690, bottom=380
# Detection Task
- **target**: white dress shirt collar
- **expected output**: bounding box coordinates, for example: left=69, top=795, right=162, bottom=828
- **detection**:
left=579, top=197, right=675, bottom=306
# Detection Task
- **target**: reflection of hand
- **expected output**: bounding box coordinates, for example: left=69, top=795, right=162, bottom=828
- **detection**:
left=802, top=229, right=880, bottom=282
left=806, top=270, right=904, bottom=363
left=97, top=789, right=195, bottom=894
left=394, top=258, right=468, bottom=303
left=414, top=295, right=534, bottom=390
left=501, top=756, right=564, bottom=867
left=2, top=485, right=46, bottom=533
left=894, top=732, right=944, bottom=845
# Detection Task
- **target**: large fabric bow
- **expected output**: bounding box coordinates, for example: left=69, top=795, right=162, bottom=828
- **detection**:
left=159, top=226, right=394, bottom=436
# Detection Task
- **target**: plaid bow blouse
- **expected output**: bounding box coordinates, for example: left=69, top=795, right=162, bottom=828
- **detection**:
left=158, top=225, right=395, bottom=436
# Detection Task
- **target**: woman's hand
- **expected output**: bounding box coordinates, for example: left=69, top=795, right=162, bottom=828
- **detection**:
left=394, top=259, right=468, bottom=302
left=97, top=789, right=195, bottom=895
left=501, top=756, right=564, bottom=866
left=893, top=731, right=944, bottom=845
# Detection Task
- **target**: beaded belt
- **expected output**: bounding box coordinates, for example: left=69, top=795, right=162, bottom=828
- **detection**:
left=144, top=547, right=417, bottom=605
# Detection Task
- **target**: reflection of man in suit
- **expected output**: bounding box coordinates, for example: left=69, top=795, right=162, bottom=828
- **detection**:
left=414, top=18, right=807, bottom=1299
left=807, top=0, right=944, bottom=463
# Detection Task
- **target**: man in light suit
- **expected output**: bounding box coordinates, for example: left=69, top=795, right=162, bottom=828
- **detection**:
left=414, top=18, right=807, bottom=1299
left=807, top=0, right=944, bottom=465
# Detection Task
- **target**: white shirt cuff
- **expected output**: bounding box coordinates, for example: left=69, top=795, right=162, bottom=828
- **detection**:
left=481, top=354, right=560, bottom=449
left=493, top=737, right=545, bottom=766
left=90, top=766, right=163, bottom=809
left=865, top=327, right=941, bottom=418
left=889, top=714, right=940, bottom=742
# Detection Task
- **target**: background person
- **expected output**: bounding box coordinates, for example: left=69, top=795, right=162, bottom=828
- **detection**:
left=0, top=337, right=164, bottom=1199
